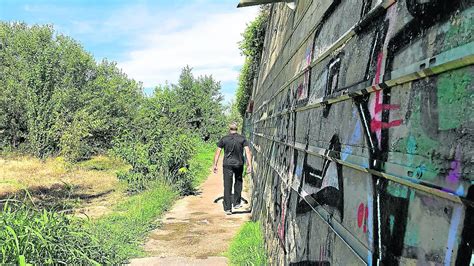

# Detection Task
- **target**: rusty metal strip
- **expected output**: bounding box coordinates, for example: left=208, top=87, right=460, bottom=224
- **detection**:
left=254, top=0, right=397, bottom=108
left=250, top=140, right=371, bottom=265
left=252, top=133, right=466, bottom=204
left=253, top=42, right=474, bottom=125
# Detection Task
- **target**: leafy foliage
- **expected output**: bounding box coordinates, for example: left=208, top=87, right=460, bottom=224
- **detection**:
left=0, top=23, right=142, bottom=160
left=0, top=24, right=226, bottom=194
left=0, top=21, right=228, bottom=264
left=235, top=8, right=269, bottom=117
left=111, top=66, right=226, bottom=194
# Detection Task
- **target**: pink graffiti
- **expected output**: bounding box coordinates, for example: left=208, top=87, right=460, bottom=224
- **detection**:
left=370, top=52, right=403, bottom=139
left=447, top=145, right=462, bottom=184
left=373, top=52, right=384, bottom=85
left=357, top=203, right=369, bottom=233
left=319, top=245, right=327, bottom=262
left=305, top=43, right=313, bottom=66
left=277, top=197, right=287, bottom=245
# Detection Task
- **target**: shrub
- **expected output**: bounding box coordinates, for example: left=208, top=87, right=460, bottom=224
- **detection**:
left=112, top=132, right=200, bottom=195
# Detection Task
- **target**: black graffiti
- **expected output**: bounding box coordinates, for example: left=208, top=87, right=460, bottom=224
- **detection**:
left=406, top=0, right=461, bottom=19
left=323, top=57, right=342, bottom=118
left=360, top=0, right=373, bottom=18
left=386, top=0, right=466, bottom=79
left=295, top=135, right=344, bottom=221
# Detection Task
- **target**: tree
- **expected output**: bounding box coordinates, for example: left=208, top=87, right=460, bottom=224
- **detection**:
left=0, top=23, right=143, bottom=160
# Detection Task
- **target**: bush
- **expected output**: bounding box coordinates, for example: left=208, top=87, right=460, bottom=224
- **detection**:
left=112, top=132, right=200, bottom=195
left=0, top=201, right=113, bottom=265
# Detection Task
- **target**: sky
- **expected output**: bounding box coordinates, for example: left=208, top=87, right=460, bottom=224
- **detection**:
left=0, top=0, right=258, bottom=103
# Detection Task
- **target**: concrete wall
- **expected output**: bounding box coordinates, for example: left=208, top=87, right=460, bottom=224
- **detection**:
left=248, top=0, right=473, bottom=265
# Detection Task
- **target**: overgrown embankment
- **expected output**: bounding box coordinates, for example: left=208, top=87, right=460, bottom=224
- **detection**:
left=0, top=144, right=215, bottom=264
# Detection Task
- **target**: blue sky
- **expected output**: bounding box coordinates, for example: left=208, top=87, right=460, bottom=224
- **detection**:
left=0, top=0, right=258, bottom=103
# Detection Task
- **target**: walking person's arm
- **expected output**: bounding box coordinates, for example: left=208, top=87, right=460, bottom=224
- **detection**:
left=244, top=146, right=252, bottom=174
left=213, top=148, right=222, bottom=173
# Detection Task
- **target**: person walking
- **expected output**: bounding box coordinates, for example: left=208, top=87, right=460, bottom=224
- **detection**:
left=213, top=122, right=252, bottom=215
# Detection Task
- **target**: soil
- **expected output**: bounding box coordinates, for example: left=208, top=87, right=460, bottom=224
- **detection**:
left=130, top=163, right=251, bottom=266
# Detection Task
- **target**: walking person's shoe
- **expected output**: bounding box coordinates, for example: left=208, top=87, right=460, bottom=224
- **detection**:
left=225, top=210, right=232, bottom=215
left=233, top=204, right=242, bottom=209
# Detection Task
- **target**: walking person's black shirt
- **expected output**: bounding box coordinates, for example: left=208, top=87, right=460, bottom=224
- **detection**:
left=217, top=133, right=249, bottom=166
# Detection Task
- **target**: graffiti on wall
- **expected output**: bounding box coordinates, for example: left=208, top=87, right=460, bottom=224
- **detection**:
left=250, top=0, right=473, bottom=265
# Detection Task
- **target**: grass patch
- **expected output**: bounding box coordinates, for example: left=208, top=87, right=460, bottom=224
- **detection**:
left=89, top=181, right=178, bottom=263
left=75, top=155, right=130, bottom=172
left=226, top=221, right=267, bottom=266
left=189, top=142, right=215, bottom=188
left=0, top=155, right=126, bottom=199
left=0, top=201, right=110, bottom=265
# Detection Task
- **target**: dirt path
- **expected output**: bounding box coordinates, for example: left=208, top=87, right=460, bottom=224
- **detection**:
left=130, top=163, right=251, bottom=266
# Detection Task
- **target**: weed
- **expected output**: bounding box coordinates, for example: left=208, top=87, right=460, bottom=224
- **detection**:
left=76, top=155, right=130, bottom=172
left=226, top=221, right=268, bottom=266
left=0, top=201, right=111, bottom=265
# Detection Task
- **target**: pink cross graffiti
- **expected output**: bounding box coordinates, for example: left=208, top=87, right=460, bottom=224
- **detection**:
left=370, top=52, right=403, bottom=138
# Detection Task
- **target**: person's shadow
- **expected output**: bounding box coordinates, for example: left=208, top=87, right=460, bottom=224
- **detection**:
left=214, top=194, right=251, bottom=214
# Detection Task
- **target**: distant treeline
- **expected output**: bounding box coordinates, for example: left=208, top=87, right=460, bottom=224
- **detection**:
left=0, top=22, right=227, bottom=193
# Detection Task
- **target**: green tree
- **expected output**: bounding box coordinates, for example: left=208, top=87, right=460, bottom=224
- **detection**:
left=0, top=23, right=143, bottom=160
left=112, top=67, right=227, bottom=194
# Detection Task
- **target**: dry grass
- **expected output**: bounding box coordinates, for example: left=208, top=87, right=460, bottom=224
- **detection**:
left=0, top=155, right=130, bottom=218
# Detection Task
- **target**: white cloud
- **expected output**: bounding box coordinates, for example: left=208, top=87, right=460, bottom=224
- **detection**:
left=117, top=5, right=258, bottom=88
left=222, top=91, right=236, bottom=104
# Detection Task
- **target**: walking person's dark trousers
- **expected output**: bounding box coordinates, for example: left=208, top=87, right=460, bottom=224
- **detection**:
left=222, top=164, right=243, bottom=211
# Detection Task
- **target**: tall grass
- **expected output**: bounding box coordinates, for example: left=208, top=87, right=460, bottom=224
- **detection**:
left=0, top=201, right=109, bottom=265
left=227, top=221, right=268, bottom=266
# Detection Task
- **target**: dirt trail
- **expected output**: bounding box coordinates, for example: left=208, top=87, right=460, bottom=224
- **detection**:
left=130, top=163, right=251, bottom=266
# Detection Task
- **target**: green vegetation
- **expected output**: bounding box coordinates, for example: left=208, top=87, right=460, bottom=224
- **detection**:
left=235, top=8, right=269, bottom=117
left=0, top=183, right=176, bottom=265
left=0, top=201, right=108, bottom=265
left=89, top=182, right=178, bottom=263
left=0, top=23, right=142, bottom=161
left=0, top=23, right=227, bottom=194
left=226, top=221, right=268, bottom=266
left=111, top=66, right=226, bottom=194
left=0, top=22, right=228, bottom=264
left=189, top=142, right=216, bottom=187
left=0, top=141, right=215, bottom=264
